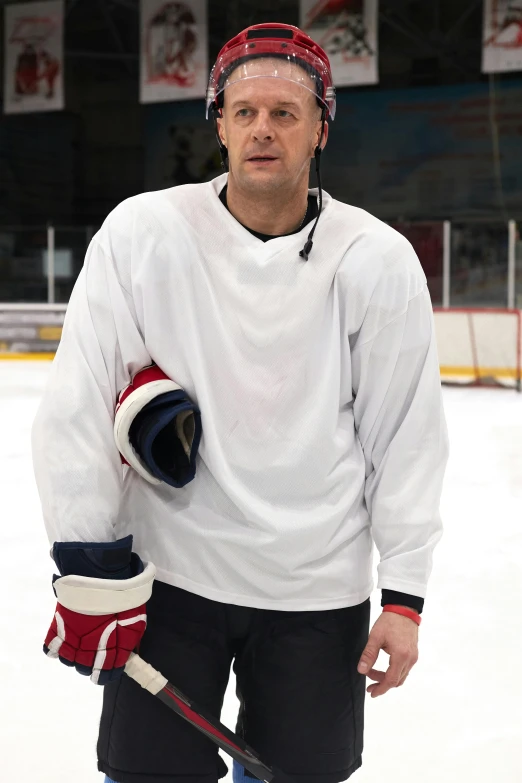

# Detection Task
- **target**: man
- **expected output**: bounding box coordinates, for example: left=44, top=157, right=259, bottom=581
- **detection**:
left=33, top=23, right=448, bottom=783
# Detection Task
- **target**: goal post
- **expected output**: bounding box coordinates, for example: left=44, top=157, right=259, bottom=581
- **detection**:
left=433, top=307, right=522, bottom=391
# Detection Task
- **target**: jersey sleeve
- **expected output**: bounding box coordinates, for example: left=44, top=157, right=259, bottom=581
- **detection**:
left=351, top=248, right=449, bottom=600
left=32, top=233, right=151, bottom=545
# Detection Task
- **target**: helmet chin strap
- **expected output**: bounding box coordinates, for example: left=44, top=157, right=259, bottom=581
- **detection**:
left=212, top=103, right=327, bottom=261
left=299, top=107, right=327, bottom=262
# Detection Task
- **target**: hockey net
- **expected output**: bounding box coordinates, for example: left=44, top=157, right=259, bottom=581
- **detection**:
left=433, top=307, right=522, bottom=391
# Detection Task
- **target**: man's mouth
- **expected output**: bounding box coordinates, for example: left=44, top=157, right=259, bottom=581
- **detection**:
left=247, top=155, right=277, bottom=161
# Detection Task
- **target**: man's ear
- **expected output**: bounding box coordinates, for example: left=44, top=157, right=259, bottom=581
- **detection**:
left=217, top=114, right=226, bottom=147
left=317, top=120, right=329, bottom=151
left=311, top=120, right=329, bottom=158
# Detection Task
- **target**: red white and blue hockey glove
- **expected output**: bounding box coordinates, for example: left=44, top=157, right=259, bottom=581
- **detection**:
left=43, top=536, right=155, bottom=685
left=114, top=364, right=202, bottom=488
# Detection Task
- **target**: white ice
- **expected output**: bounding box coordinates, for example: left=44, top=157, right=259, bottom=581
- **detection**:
left=1, top=361, right=521, bottom=782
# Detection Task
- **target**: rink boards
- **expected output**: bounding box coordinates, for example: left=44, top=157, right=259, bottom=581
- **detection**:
left=433, top=307, right=521, bottom=387
left=0, top=304, right=521, bottom=387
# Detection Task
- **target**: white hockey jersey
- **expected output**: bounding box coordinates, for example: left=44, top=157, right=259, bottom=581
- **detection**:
left=32, top=173, right=449, bottom=611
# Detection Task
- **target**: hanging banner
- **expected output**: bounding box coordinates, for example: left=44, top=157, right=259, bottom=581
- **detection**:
left=3, top=0, right=64, bottom=115
left=300, top=0, right=378, bottom=87
left=483, top=0, right=522, bottom=73
left=140, top=0, right=208, bottom=104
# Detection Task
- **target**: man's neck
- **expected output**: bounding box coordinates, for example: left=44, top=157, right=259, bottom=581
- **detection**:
left=226, top=176, right=310, bottom=237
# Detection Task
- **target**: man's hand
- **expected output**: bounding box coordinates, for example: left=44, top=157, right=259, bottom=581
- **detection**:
left=44, top=538, right=156, bottom=685
left=357, top=611, right=419, bottom=698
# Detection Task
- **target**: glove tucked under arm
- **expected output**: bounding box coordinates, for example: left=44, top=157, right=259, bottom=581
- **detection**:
left=44, top=535, right=155, bottom=685
left=114, top=364, right=202, bottom=488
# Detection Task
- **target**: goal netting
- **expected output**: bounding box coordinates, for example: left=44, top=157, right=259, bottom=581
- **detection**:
left=433, top=307, right=522, bottom=391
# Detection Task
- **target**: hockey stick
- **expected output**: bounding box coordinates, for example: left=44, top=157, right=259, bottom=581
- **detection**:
left=124, top=653, right=295, bottom=783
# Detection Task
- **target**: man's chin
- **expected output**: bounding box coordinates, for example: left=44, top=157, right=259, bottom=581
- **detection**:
left=234, top=169, right=286, bottom=193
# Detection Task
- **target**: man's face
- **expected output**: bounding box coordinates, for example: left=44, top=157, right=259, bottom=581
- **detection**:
left=217, top=59, right=327, bottom=195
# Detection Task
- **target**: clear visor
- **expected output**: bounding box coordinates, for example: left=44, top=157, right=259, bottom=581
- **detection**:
left=206, top=48, right=336, bottom=120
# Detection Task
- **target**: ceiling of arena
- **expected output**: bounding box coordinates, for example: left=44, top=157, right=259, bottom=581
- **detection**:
left=0, top=0, right=495, bottom=89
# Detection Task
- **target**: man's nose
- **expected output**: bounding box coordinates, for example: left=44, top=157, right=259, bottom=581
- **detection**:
left=251, top=110, right=275, bottom=142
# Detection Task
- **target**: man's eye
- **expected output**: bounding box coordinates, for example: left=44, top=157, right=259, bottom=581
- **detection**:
left=275, top=110, right=292, bottom=118
left=237, top=108, right=251, bottom=117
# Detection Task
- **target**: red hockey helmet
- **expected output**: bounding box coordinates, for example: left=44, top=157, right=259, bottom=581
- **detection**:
left=206, top=23, right=336, bottom=120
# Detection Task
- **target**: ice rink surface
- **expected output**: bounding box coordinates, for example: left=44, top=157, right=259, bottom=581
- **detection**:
left=1, top=361, right=521, bottom=783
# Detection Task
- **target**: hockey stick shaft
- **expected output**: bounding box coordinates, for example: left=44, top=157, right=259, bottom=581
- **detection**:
left=124, top=653, right=294, bottom=783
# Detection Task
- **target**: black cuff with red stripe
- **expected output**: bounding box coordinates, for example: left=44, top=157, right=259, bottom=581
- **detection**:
left=381, top=590, right=424, bottom=615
